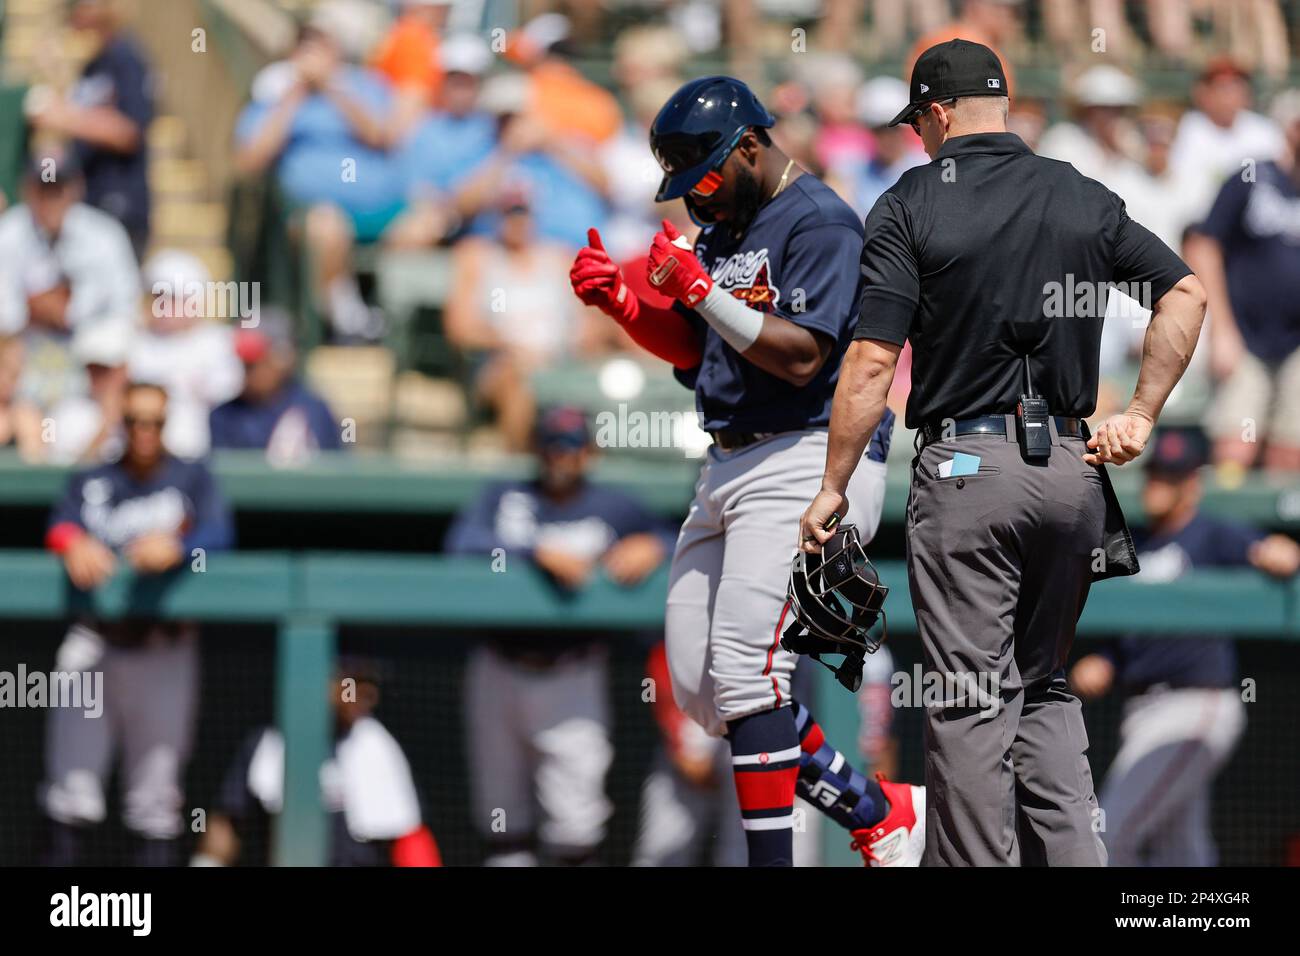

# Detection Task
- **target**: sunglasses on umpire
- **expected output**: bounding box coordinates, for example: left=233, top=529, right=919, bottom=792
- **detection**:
left=906, top=98, right=957, bottom=133
left=689, top=126, right=749, bottom=198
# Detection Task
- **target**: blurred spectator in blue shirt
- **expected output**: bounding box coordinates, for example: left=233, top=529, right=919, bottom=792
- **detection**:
left=234, top=10, right=400, bottom=341
left=26, top=0, right=155, bottom=257
left=453, top=72, right=609, bottom=251
left=828, top=77, right=927, bottom=220
left=385, top=34, right=497, bottom=250
left=209, top=313, right=343, bottom=464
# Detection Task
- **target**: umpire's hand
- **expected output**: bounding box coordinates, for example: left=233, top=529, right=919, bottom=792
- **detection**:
left=799, top=489, right=846, bottom=554
left=1083, top=412, right=1153, bottom=466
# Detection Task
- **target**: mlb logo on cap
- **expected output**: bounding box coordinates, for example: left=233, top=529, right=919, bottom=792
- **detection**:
left=889, top=38, right=1010, bottom=127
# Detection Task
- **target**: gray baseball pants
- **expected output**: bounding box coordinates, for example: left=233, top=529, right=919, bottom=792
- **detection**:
left=906, top=423, right=1108, bottom=866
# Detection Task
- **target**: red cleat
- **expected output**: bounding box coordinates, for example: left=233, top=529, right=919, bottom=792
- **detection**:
left=849, top=777, right=926, bottom=867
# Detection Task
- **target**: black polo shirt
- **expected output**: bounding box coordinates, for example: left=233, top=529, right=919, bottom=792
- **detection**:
left=854, top=132, right=1191, bottom=429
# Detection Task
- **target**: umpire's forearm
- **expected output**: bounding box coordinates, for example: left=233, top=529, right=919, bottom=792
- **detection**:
left=823, top=340, right=899, bottom=495
left=1126, top=274, right=1207, bottom=424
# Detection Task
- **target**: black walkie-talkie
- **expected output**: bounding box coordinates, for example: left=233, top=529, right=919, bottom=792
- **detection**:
left=1016, top=354, right=1052, bottom=461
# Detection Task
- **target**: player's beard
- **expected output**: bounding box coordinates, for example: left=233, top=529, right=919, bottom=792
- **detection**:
left=685, top=164, right=765, bottom=238
left=725, top=165, right=764, bottom=238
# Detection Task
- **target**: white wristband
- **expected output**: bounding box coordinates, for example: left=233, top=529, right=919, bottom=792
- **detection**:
left=694, top=285, right=765, bottom=353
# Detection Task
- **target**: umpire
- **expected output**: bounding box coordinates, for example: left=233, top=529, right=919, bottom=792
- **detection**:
left=800, top=39, right=1207, bottom=866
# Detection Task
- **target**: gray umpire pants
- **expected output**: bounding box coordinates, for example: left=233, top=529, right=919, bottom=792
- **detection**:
left=906, top=420, right=1108, bottom=866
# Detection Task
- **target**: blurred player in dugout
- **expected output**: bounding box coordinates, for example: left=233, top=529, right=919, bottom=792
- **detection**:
left=41, top=381, right=233, bottom=866
left=1070, top=429, right=1300, bottom=866
left=445, top=407, right=676, bottom=865
left=192, top=662, right=441, bottom=867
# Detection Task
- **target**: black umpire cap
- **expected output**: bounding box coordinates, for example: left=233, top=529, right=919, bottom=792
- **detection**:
left=888, top=39, right=1009, bottom=128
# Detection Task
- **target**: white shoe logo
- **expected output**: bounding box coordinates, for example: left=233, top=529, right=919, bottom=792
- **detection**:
left=870, top=829, right=906, bottom=865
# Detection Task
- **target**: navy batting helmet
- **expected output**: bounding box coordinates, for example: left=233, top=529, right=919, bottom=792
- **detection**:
left=649, top=76, right=776, bottom=202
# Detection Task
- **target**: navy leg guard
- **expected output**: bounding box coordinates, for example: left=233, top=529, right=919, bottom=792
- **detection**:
left=792, top=699, right=887, bottom=831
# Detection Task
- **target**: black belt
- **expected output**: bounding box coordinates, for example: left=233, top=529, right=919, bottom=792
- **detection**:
left=710, top=429, right=777, bottom=451
left=919, top=414, right=1082, bottom=446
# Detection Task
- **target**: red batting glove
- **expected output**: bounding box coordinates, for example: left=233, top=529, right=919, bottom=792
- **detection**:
left=570, top=228, right=637, bottom=324
left=570, top=226, right=707, bottom=369
left=646, top=219, right=712, bottom=308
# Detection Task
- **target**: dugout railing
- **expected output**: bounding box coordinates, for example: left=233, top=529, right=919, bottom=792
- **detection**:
left=0, top=550, right=1296, bottom=865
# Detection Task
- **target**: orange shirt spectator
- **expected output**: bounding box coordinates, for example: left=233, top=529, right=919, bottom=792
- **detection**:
left=907, top=0, right=1020, bottom=98
left=529, top=59, right=622, bottom=145
left=371, top=1, right=449, bottom=104
left=506, top=13, right=622, bottom=145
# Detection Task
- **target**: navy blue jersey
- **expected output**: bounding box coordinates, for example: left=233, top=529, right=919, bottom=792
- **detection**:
left=445, top=478, right=673, bottom=561
left=1195, top=160, right=1300, bottom=362
left=1104, top=512, right=1263, bottom=690
left=71, top=35, right=154, bottom=236
left=209, top=380, right=342, bottom=454
left=48, top=454, right=234, bottom=555
left=673, top=174, right=895, bottom=454
left=446, top=478, right=673, bottom=655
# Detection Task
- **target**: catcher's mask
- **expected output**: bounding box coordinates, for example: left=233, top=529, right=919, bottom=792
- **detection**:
left=781, top=523, right=888, bottom=692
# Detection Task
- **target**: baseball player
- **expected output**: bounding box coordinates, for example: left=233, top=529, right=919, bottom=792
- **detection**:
left=569, top=76, right=925, bottom=867
left=632, top=641, right=747, bottom=867
left=192, top=663, right=441, bottom=867
left=1070, top=429, right=1300, bottom=865
left=445, top=407, right=675, bottom=865
left=41, top=381, right=234, bottom=866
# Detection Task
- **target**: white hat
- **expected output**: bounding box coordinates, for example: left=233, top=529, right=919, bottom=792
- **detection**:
left=143, top=249, right=210, bottom=296
left=1074, top=65, right=1141, bottom=109
left=478, top=72, right=530, bottom=116
left=857, top=76, right=911, bottom=128
left=1270, top=89, right=1300, bottom=130
left=440, top=33, right=492, bottom=76
left=520, top=13, right=570, bottom=52
left=309, top=0, right=390, bottom=62
left=72, top=317, right=135, bottom=368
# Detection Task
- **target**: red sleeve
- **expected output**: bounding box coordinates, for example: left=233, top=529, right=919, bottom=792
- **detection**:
left=646, top=643, right=689, bottom=755
left=46, top=522, right=85, bottom=555
left=616, top=255, right=705, bottom=370
left=390, top=825, right=442, bottom=867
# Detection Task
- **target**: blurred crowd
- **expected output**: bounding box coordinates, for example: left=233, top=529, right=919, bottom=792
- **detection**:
left=3, top=0, right=1300, bottom=472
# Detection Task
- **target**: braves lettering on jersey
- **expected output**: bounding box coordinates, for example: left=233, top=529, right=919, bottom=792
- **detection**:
left=445, top=478, right=675, bottom=654
left=1103, top=513, right=1264, bottom=690
left=49, top=454, right=234, bottom=555
left=446, top=479, right=673, bottom=560
left=672, top=174, right=895, bottom=455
